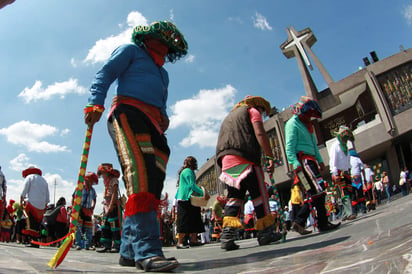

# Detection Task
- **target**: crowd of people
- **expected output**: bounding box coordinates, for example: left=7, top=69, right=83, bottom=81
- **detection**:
left=0, top=19, right=411, bottom=273
left=0, top=165, right=116, bottom=250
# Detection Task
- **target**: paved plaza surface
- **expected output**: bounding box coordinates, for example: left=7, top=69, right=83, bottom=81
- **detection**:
left=1, top=193, right=412, bottom=273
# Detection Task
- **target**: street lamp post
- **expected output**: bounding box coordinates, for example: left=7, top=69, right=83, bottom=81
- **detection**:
left=54, top=178, right=57, bottom=205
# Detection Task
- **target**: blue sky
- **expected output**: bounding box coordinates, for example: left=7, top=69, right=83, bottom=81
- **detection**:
left=1, top=0, right=411, bottom=213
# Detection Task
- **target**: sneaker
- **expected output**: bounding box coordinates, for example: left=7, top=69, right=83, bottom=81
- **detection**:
left=85, top=246, right=95, bottom=251
left=76, top=246, right=82, bottom=250
left=96, top=247, right=111, bottom=253
left=25, top=243, right=40, bottom=248
left=220, top=227, right=239, bottom=251
left=110, top=248, right=120, bottom=253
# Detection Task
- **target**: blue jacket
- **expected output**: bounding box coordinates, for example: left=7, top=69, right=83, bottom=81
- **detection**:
left=88, top=43, right=169, bottom=117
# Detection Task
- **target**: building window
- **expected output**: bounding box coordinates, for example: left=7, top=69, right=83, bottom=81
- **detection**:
left=197, top=167, right=218, bottom=195
left=378, top=62, right=412, bottom=115
left=267, top=129, right=283, bottom=166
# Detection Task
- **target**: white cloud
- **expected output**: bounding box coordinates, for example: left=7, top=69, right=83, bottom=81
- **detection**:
left=70, top=58, right=77, bottom=68
left=9, top=153, right=31, bottom=171
left=185, top=54, right=195, bottom=63
left=180, top=125, right=219, bottom=148
left=127, top=11, right=148, bottom=27
left=18, top=78, right=87, bottom=103
left=5, top=179, right=24, bottom=203
left=162, top=175, right=178, bottom=209
left=169, top=9, right=175, bottom=21
left=227, top=17, right=243, bottom=24
left=43, top=173, right=76, bottom=206
left=0, top=121, right=69, bottom=153
left=403, top=5, right=412, bottom=25
left=169, top=85, right=237, bottom=148
left=60, top=128, right=70, bottom=136
left=252, top=12, right=272, bottom=31
left=83, top=11, right=148, bottom=64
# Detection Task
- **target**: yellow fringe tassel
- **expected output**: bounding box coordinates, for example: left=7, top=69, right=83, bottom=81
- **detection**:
left=48, top=232, right=75, bottom=269
left=255, top=214, right=275, bottom=231
left=222, top=216, right=243, bottom=229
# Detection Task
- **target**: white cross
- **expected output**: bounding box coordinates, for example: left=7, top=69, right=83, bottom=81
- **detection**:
left=284, top=27, right=313, bottom=70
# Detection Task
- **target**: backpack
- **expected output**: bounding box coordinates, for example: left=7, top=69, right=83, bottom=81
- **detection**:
left=44, top=205, right=63, bottom=225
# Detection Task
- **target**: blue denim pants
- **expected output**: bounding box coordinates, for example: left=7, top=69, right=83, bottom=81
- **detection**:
left=75, top=226, right=92, bottom=248
left=120, top=210, right=163, bottom=262
left=385, top=185, right=391, bottom=202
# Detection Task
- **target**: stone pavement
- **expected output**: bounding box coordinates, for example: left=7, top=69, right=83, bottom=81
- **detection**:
left=1, top=193, right=412, bottom=273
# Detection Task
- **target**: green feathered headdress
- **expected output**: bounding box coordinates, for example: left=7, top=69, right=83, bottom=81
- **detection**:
left=334, top=125, right=354, bottom=155
left=132, top=21, right=188, bottom=63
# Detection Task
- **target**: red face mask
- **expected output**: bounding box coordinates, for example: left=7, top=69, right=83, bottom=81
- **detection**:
left=144, top=37, right=168, bottom=66
left=298, top=112, right=314, bottom=133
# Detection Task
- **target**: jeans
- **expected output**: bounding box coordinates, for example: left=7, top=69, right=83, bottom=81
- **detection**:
left=385, top=185, right=391, bottom=202
left=120, top=210, right=163, bottom=262
left=401, top=184, right=408, bottom=196
left=75, top=226, right=92, bottom=248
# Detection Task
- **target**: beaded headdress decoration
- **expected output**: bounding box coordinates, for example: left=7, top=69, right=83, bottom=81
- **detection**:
left=132, top=21, right=188, bottom=63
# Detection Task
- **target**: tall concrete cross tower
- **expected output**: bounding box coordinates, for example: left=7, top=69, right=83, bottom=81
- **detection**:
left=280, top=26, right=334, bottom=100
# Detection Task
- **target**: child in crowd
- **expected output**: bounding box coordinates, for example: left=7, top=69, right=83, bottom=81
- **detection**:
left=13, top=202, right=27, bottom=244
left=1, top=212, right=13, bottom=242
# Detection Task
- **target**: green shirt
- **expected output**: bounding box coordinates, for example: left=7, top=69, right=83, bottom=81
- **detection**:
left=285, top=115, right=323, bottom=170
left=175, top=168, right=204, bottom=201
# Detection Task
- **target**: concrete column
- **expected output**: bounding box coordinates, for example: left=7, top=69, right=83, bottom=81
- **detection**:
left=364, top=71, right=396, bottom=135
left=386, top=145, right=401, bottom=184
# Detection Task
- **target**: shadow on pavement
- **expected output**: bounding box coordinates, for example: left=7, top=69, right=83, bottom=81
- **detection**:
left=177, top=236, right=349, bottom=272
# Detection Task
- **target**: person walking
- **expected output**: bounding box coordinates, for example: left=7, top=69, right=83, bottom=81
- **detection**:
left=382, top=171, right=391, bottom=203
left=349, top=148, right=367, bottom=215
left=175, top=156, right=208, bottom=248
left=285, top=96, right=340, bottom=233
left=0, top=166, right=6, bottom=224
left=200, top=208, right=211, bottom=244
left=399, top=167, right=409, bottom=196
left=364, top=164, right=376, bottom=209
left=216, top=95, right=283, bottom=251
left=73, top=172, right=97, bottom=250
left=20, top=166, right=50, bottom=248
left=96, top=164, right=121, bottom=253
left=373, top=176, right=383, bottom=205
left=289, top=182, right=312, bottom=235
left=211, top=195, right=225, bottom=240
left=243, top=196, right=256, bottom=239
left=51, top=197, right=69, bottom=246
left=329, top=126, right=356, bottom=221
left=84, top=20, right=187, bottom=272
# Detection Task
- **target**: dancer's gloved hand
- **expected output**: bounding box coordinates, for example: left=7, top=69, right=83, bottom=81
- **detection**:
left=84, top=104, right=104, bottom=126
